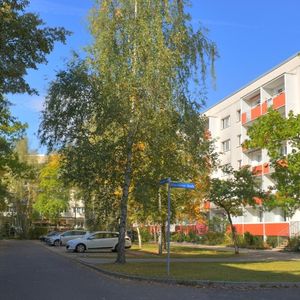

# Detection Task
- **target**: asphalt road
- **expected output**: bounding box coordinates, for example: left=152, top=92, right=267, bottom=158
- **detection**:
left=0, top=240, right=299, bottom=300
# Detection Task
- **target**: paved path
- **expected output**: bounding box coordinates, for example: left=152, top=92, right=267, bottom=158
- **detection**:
left=48, top=241, right=300, bottom=265
left=1, top=240, right=300, bottom=300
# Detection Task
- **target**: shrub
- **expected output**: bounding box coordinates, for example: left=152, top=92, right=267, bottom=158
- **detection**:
left=28, top=227, right=49, bottom=240
left=201, top=231, right=225, bottom=245
left=208, top=216, right=228, bottom=233
left=265, top=236, right=288, bottom=248
left=171, top=232, right=186, bottom=242
left=287, top=237, right=300, bottom=252
left=186, top=231, right=201, bottom=243
left=139, top=228, right=153, bottom=242
left=238, top=232, right=264, bottom=249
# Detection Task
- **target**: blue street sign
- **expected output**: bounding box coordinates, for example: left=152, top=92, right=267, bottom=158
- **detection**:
left=170, top=182, right=195, bottom=189
left=159, top=178, right=170, bottom=185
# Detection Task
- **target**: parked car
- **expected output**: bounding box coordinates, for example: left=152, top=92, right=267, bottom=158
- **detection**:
left=66, top=231, right=132, bottom=253
left=39, top=231, right=58, bottom=242
left=47, top=230, right=88, bottom=246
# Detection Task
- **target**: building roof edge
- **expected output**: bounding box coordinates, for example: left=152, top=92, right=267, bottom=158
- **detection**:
left=202, top=52, right=300, bottom=114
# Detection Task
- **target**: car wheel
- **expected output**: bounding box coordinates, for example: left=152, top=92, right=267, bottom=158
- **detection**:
left=76, top=244, right=86, bottom=253
left=54, top=239, right=61, bottom=247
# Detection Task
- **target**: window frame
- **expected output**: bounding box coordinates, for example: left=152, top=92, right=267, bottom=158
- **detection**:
left=221, top=115, right=230, bottom=129
left=222, top=139, right=231, bottom=152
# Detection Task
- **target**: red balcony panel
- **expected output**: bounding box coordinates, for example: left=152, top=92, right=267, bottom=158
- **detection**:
left=276, top=159, right=288, bottom=167
left=254, top=197, right=262, bottom=205
left=204, top=201, right=210, bottom=210
left=233, top=224, right=243, bottom=235
left=265, top=223, right=289, bottom=237
left=262, top=101, right=268, bottom=114
left=233, top=224, right=264, bottom=236
left=252, top=165, right=262, bottom=176
left=241, top=112, right=247, bottom=124
left=251, top=105, right=261, bottom=120
left=273, top=92, right=285, bottom=109
left=233, top=223, right=289, bottom=237
left=263, top=162, right=270, bottom=174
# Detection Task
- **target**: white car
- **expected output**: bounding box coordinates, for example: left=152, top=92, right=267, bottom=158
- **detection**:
left=47, top=230, right=87, bottom=246
left=66, top=231, right=132, bottom=253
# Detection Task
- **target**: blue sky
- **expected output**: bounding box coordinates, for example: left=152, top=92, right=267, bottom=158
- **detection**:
left=9, top=0, right=300, bottom=153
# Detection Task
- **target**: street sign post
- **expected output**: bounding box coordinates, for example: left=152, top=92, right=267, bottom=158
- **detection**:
left=170, top=182, right=195, bottom=189
left=159, top=178, right=170, bottom=185
left=158, top=178, right=195, bottom=276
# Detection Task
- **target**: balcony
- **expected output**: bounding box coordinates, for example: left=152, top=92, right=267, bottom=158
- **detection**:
left=252, top=163, right=270, bottom=176
left=242, top=92, right=286, bottom=125
left=273, top=92, right=286, bottom=109
left=242, top=105, right=262, bottom=125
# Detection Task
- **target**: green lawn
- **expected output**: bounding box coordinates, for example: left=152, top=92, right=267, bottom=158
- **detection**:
left=99, top=261, right=300, bottom=282
left=130, top=243, right=235, bottom=258
left=82, top=243, right=235, bottom=259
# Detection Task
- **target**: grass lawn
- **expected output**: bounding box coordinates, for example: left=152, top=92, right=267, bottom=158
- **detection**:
left=80, top=243, right=235, bottom=259
left=129, top=243, right=235, bottom=258
left=99, top=261, right=300, bottom=282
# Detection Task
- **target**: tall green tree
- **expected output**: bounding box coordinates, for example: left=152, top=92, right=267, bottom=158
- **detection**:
left=5, top=138, right=39, bottom=237
left=244, top=109, right=300, bottom=217
left=0, top=0, right=69, bottom=94
left=207, top=166, right=263, bottom=254
left=34, top=155, right=69, bottom=226
left=0, top=100, right=25, bottom=206
left=40, top=0, right=217, bottom=264
left=0, top=0, right=69, bottom=201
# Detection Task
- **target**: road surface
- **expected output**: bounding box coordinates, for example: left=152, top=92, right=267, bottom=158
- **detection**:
left=0, top=240, right=299, bottom=300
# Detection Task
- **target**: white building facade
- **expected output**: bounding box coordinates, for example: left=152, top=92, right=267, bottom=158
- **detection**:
left=205, top=53, right=300, bottom=238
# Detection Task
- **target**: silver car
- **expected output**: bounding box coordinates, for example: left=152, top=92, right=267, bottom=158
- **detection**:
left=47, top=230, right=87, bottom=246
left=66, top=231, right=132, bottom=253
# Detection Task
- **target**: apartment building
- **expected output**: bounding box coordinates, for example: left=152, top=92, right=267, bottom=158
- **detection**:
left=205, top=53, right=300, bottom=239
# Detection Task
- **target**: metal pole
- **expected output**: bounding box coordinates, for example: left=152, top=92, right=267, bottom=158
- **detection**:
left=158, top=187, right=162, bottom=255
left=167, top=178, right=171, bottom=276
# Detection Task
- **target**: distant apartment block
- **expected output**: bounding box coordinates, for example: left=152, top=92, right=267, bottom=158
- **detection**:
left=1, top=154, right=85, bottom=230
left=205, top=53, right=300, bottom=238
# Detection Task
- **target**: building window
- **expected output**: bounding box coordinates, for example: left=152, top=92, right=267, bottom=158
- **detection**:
left=222, top=139, right=231, bottom=152
left=221, top=116, right=230, bottom=129
left=237, top=134, right=241, bottom=146
left=237, top=110, right=241, bottom=122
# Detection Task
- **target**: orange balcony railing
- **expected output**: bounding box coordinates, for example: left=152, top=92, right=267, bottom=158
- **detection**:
left=261, top=101, right=268, bottom=114
left=252, top=165, right=263, bottom=176
left=251, top=105, right=261, bottom=120
left=252, top=163, right=271, bottom=176
left=242, top=92, right=286, bottom=125
left=273, top=92, right=285, bottom=109
left=263, top=162, right=270, bottom=174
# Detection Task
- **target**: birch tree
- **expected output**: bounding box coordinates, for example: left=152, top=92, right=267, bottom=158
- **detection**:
left=40, top=0, right=217, bottom=264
